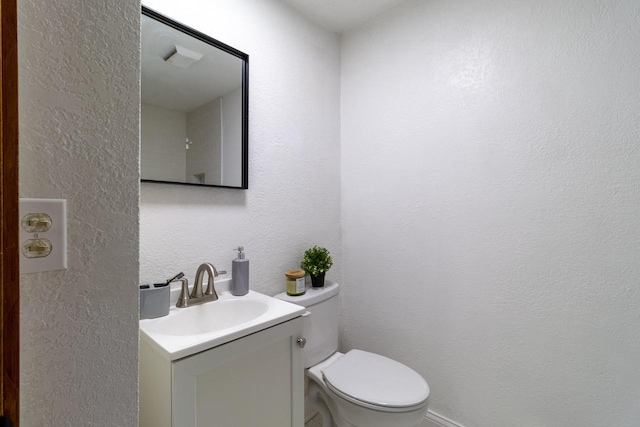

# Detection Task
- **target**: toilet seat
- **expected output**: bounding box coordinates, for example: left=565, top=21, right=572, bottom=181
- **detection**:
left=321, top=349, right=430, bottom=413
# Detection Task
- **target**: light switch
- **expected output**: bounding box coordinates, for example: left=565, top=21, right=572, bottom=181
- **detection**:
left=19, top=198, right=67, bottom=274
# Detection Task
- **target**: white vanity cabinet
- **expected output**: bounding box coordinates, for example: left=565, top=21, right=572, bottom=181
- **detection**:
left=140, top=317, right=304, bottom=427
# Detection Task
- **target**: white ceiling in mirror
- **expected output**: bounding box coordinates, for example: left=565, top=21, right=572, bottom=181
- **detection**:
left=282, top=0, right=410, bottom=32
left=141, top=14, right=242, bottom=112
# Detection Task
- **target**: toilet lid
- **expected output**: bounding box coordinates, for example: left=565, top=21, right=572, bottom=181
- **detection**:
left=321, top=349, right=429, bottom=410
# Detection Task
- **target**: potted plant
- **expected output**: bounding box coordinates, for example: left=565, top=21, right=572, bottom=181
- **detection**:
left=301, top=245, right=333, bottom=288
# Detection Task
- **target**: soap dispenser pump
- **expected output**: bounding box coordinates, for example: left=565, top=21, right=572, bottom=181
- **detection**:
left=231, top=246, right=249, bottom=296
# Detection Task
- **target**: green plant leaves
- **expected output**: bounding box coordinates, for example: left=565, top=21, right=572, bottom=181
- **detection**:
left=300, top=245, right=333, bottom=277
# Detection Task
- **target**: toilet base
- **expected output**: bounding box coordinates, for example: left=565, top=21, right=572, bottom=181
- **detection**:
left=308, top=381, right=339, bottom=427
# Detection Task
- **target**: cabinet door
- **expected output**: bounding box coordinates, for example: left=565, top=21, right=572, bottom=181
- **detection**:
left=172, top=318, right=304, bottom=427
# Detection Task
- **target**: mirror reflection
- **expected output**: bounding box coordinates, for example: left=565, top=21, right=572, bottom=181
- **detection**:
left=141, top=8, right=248, bottom=188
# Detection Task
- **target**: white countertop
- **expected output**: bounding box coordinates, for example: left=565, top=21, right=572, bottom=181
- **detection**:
left=139, top=279, right=305, bottom=361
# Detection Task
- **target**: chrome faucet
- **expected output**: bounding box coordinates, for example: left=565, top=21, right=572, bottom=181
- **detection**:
left=176, top=263, right=227, bottom=308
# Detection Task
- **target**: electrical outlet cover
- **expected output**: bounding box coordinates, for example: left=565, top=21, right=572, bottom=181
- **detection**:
left=19, top=198, right=67, bottom=274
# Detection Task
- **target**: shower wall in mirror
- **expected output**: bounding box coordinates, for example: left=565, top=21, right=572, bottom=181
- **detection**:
left=141, top=6, right=249, bottom=189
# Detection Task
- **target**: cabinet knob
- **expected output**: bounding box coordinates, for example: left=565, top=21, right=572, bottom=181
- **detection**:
left=297, top=337, right=306, bottom=348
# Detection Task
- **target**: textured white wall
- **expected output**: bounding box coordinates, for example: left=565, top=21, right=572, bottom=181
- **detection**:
left=141, top=103, right=187, bottom=181
left=141, top=0, right=341, bottom=295
left=18, top=0, right=140, bottom=425
left=341, top=1, right=640, bottom=426
left=187, top=99, right=222, bottom=184
left=222, top=88, right=242, bottom=187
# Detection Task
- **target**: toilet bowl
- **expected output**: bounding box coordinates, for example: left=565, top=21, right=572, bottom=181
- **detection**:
left=275, top=281, right=430, bottom=427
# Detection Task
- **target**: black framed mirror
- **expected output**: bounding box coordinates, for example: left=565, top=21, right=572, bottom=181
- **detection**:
left=141, top=6, right=248, bottom=189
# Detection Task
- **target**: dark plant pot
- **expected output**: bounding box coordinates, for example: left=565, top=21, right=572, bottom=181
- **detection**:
left=310, top=272, right=325, bottom=288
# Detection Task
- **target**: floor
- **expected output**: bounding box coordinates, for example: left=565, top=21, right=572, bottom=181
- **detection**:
left=305, top=413, right=323, bottom=427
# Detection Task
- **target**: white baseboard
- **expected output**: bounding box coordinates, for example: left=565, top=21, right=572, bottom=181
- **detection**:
left=421, top=410, right=465, bottom=427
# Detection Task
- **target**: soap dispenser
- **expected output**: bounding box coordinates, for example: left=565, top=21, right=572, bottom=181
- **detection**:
left=231, top=246, right=249, bottom=296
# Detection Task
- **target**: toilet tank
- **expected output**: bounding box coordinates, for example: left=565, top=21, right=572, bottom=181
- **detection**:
left=275, top=281, right=339, bottom=368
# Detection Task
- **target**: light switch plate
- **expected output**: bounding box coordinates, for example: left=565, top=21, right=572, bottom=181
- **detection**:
left=19, top=198, right=67, bottom=274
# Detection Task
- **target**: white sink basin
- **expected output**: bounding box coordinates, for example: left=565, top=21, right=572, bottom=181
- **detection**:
left=147, top=299, right=270, bottom=336
left=140, top=279, right=305, bottom=360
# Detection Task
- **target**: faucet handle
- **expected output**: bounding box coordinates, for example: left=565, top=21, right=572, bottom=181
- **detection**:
left=175, top=278, right=190, bottom=308
left=216, top=270, right=227, bottom=276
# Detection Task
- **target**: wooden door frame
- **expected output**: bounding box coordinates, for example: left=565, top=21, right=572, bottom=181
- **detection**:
left=0, top=0, right=19, bottom=425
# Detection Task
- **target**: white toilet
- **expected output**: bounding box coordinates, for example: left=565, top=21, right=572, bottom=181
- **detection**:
left=275, top=281, right=430, bottom=427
